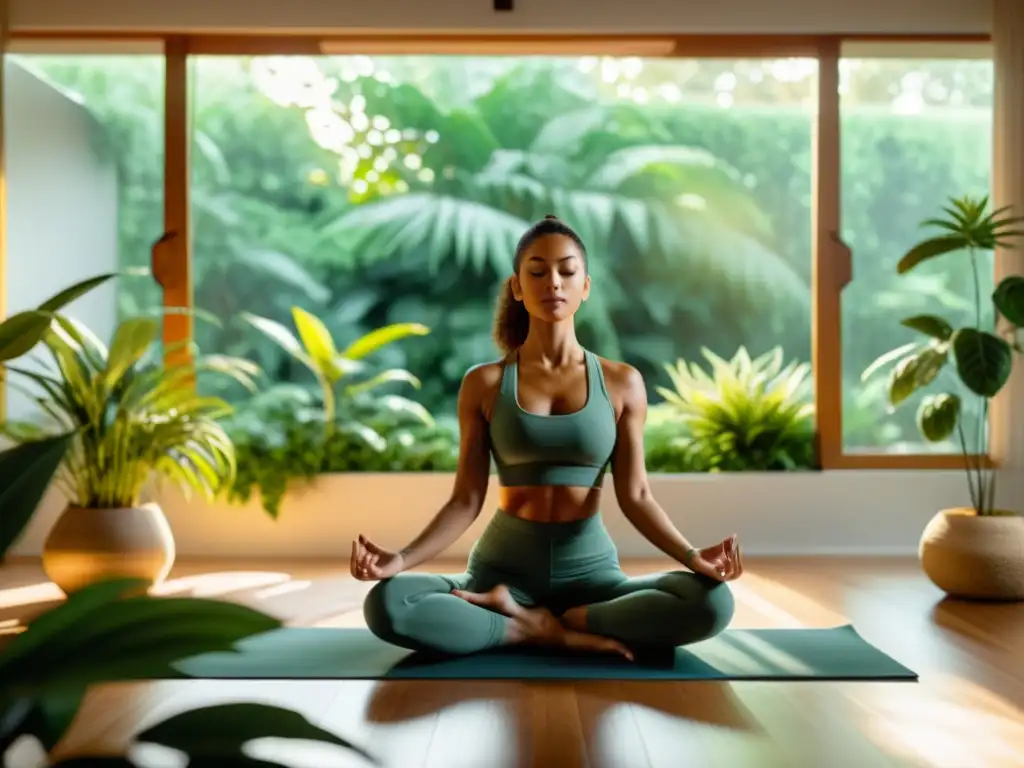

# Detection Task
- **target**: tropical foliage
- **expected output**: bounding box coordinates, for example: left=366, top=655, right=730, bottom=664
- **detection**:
left=863, top=195, right=1024, bottom=516
left=654, top=346, right=816, bottom=472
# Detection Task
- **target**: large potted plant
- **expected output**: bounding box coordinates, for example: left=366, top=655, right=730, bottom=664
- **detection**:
left=864, top=195, right=1024, bottom=600
left=1, top=299, right=256, bottom=595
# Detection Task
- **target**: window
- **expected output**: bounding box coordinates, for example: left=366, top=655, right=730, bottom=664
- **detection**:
left=838, top=43, right=994, bottom=456
left=2, top=46, right=165, bottom=422
left=187, top=53, right=817, bottom=474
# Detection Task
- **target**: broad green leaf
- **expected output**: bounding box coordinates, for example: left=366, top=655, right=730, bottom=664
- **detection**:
left=0, top=310, right=53, bottom=362
left=993, top=275, right=1024, bottom=327
left=951, top=328, right=1013, bottom=397
left=896, top=235, right=967, bottom=274
left=0, top=578, right=146, bottom=672
left=917, top=393, right=961, bottom=442
left=0, top=434, right=71, bottom=559
left=136, top=702, right=378, bottom=764
left=343, top=323, right=430, bottom=361
left=36, top=273, right=117, bottom=312
left=887, top=346, right=948, bottom=407
left=291, top=307, right=339, bottom=381
left=2, top=585, right=281, bottom=687
left=104, top=318, right=160, bottom=389
left=900, top=314, right=954, bottom=341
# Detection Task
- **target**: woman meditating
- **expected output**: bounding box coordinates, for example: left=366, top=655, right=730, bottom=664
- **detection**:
left=352, top=215, right=742, bottom=661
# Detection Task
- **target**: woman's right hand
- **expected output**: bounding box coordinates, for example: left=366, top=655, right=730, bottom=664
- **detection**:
left=350, top=535, right=405, bottom=581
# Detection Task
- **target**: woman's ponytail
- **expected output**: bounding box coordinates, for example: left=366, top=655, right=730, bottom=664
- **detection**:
left=492, top=276, right=530, bottom=356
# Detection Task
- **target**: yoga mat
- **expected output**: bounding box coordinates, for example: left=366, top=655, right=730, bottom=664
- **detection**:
left=174, top=625, right=917, bottom=682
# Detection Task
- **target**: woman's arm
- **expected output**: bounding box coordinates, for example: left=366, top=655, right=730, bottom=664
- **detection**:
left=609, top=365, right=699, bottom=564
left=394, top=366, right=494, bottom=570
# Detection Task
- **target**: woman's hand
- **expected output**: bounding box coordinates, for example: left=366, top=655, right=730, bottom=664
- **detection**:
left=685, top=534, right=743, bottom=582
left=350, top=535, right=405, bottom=581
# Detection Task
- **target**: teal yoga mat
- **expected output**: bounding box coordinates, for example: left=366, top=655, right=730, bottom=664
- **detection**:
left=174, top=625, right=917, bottom=682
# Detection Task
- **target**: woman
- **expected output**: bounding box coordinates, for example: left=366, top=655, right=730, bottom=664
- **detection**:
left=351, top=215, right=742, bottom=661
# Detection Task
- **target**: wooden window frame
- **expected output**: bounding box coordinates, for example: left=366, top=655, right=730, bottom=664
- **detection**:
left=0, top=30, right=995, bottom=470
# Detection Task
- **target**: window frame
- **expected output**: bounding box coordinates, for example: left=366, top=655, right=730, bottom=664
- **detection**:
left=0, top=29, right=995, bottom=469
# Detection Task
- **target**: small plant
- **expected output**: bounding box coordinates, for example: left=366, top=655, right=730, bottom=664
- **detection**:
left=655, top=346, right=816, bottom=472
left=0, top=314, right=258, bottom=510
left=243, top=307, right=429, bottom=441
left=863, top=195, right=1024, bottom=516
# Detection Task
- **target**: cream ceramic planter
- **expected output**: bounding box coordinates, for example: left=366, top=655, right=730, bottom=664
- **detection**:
left=42, top=503, right=176, bottom=595
left=919, top=507, right=1024, bottom=601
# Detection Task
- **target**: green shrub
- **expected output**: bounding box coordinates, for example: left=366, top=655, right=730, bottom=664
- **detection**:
left=654, top=346, right=817, bottom=472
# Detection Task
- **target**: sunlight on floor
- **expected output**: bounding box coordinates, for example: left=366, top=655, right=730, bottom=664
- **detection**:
left=0, top=581, right=62, bottom=609
left=854, top=674, right=1024, bottom=768
left=151, top=571, right=292, bottom=597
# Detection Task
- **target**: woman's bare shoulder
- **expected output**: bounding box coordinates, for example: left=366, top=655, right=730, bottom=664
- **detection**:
left=595, top=355, right=646, bottom=405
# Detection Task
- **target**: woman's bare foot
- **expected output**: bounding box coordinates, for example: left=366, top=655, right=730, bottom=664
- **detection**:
left=453, top=584, right=633, bottom=661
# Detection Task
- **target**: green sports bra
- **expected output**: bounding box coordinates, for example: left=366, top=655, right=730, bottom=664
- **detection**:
left=488, top=349, right=617, bottom=487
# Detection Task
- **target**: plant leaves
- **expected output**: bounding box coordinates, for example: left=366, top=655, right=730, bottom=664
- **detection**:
left=0, top=310, right=53, bottom=362
left=136, top=702, right=379, bottom=764
left=0, top=578, right=281, bottom=687
left=951, top=328, right=1013, bottom=397
left=861, top=341, right=919, bottom=382
left=50, top=759, right=136, bottom=767
left=342, top=323, right=430, bottom=361
left=993, top=275, right=1024, bottom=327
left=36, top=273, right=118, bottom=312
left=0, top=434, right=72, bottom=559
left=900, top=314, right=954, bottom=341
left=896, top=234, right=967, bottom=274
left=887, top=346, right=948, bottom=407
left=917, top=393, right=961, bottom=442
left=291, top=307, right=340, bottom=381
left=104, top=317, right=160, bottom=390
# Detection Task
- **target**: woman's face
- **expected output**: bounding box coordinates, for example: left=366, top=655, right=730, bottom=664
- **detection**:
left=511, top=233, right=590, bottom=322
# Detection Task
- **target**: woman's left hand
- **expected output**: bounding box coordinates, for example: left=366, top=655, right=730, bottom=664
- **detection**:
left=686, top=534, right=743, bottom=582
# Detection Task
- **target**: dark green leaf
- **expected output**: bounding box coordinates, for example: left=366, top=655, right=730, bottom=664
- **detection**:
left=0, top=310, right=53, bottom=362
left=993, top=275, right=1024, bottom=327
left=917, top=393, right=961, bottom=442
left=896, top=235, right=968, bottom=274
left=951, top=328, right=1013, bottom=397
left=136, top=703, right=378, bottom=764
left=0, top=434, right=72, bottom=559
left=900, top=314, right=954, bottom=341
left=36, top=273, right=118, bottom=312
left=2, top=589, right=281, bottom=687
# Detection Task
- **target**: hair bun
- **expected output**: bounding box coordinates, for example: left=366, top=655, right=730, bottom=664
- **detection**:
left=543, top=214, right=558, bottom=220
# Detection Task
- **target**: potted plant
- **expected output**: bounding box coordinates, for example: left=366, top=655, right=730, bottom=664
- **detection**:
left=863, top=195, right=1024, bottom=600
left=1, top=299, right=257, bottom=595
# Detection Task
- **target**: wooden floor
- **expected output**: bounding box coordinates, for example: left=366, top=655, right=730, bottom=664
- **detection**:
left=2, top=556, right=1023, bottom=768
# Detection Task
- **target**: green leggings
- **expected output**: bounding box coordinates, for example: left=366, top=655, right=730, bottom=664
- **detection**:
left=363, top=510, right=735, bottom=655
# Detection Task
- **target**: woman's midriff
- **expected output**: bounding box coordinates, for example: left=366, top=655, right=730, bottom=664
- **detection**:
left=497, top=485, right=603, bottom=523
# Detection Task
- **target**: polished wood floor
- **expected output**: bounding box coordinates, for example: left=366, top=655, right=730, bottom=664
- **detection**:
left=1, top=556, right=1022, bottom=768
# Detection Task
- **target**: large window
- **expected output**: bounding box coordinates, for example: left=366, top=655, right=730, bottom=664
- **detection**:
left=188, top=54, right=817, bottom=474
left=0, top=36, right=999, bottom=476
left=838, top=45, right=993, bottom=455
left=2, top=49, right=165, bottom=422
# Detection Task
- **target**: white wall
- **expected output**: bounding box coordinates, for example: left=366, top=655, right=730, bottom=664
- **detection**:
left=2, top=60, right=119, bottom=423
left=8, top=0, right=991, bottom=36
left=11, top=469, right=1008, bottom=559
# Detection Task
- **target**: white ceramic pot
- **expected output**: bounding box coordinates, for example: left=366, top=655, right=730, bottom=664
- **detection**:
left=42, top=503, right=176, bottom=595
left=919, top=507, right=1024, bottom=601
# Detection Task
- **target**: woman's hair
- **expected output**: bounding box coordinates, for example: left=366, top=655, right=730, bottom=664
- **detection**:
left=492, top=214, right=588, bottom=356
